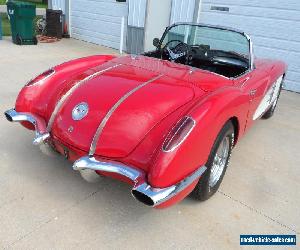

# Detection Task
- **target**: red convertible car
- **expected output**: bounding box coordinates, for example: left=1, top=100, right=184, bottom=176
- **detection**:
left=5, top=23, right=286, bottom=208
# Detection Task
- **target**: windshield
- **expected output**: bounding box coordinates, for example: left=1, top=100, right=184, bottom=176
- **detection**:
left=161, top=24, right=250, bottom=59
left=144, top=23, right=252, bottom=78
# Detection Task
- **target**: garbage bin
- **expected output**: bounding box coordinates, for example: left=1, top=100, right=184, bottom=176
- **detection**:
left=6, top=1, right=37, bottom=45
left=46, top=9, right=63, bottom=39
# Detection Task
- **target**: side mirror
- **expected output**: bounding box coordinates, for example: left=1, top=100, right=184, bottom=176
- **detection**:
left=153, top=38, right=160, bottom=48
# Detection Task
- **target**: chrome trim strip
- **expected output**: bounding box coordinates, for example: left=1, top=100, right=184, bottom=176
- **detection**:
left=4, top=108, right=50, bottom=145
left=244, top=33, right=254, bottom=71
left=73, top=156, right=207, bottom=207
left=73, top=156, right=144, bottom=182
left=89, top=74, right=163, bottom=156
left=46, top=64, right=121, bottom=132
left=165, top=22, right=245, bottom=38
left=32, top=133, right=50, bottom=145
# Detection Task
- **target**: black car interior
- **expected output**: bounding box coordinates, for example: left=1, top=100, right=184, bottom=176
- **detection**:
left=144, top=39, right=249, bottom=78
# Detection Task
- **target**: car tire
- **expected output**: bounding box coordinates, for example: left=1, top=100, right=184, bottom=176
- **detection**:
left=16, top=34, right=22, bottom=45
left=191, top=121, right=234, bottom=201
left=33, top=36, right=38, bottom=45
left=262, top=80, right=283, bottom=119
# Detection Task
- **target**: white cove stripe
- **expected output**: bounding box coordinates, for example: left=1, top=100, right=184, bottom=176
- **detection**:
left=253, top=75, right=283, bottom=120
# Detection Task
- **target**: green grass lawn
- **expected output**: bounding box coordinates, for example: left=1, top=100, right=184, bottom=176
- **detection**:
left=1, top=13, right=43, bottom=36
left=0, top=0, right=47, bottom=8
left=1, top=13, right=11, bottom=36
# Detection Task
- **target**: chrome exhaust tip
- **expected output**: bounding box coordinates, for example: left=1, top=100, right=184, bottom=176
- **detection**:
left=131, top=182, right=176, bottom=207
left=130, top=165, right=207, bottom=207
left=131, top=190, right=155, bottom=206
left=4, top=110, right=14, bottom=122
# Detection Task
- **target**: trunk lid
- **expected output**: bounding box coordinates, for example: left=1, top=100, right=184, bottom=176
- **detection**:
left=51, top=62, right=196, bottom=158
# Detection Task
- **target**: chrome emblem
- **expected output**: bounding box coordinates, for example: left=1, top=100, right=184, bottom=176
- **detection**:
left=68, top=126, right=74, bottom=133
left=72, top=102, right=89, bottom=121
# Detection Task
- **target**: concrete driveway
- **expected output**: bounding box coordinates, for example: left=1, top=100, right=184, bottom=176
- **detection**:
left=0, top=37, right=299, bottom=249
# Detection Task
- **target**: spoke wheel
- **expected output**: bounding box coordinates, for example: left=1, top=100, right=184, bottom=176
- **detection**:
left=191, top=121, right=234, bottom=201
left=209, top=137, right=230, bottom=188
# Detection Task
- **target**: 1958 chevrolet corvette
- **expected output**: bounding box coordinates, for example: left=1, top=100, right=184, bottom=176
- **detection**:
left=5, top=23, right=287, bottom=208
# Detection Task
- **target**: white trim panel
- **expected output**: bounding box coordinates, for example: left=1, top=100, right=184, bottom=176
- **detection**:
left=253, top=75, right=283, bottom=120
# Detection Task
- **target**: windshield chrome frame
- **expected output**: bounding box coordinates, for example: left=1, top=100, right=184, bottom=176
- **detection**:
left=159, top=22, right=254, bottom=71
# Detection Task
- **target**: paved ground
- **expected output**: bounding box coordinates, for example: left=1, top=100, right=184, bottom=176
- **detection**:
left=0, top=37, right=299, bottom=249
left=0, top=5, right=45, bottom=15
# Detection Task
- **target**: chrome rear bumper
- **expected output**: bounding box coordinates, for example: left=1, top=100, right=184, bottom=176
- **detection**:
left=4, top=108, right=207, bottom=207
left=73, top=156, right=207, bottom=207
left=4, top=109, right=50, bottom=145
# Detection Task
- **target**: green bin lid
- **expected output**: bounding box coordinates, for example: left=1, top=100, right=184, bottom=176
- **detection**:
left=6, top=1, right=35, bottom=8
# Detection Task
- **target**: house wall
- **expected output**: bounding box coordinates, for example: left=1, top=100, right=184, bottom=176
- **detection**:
left=127, top=0, right=147, bottom=54
left=128, top=0, right=147, bottom=28
left=198, top=0, right=300, bottom=92
left=70, top=0, right=128, bottom=50
left=144, top=0, right=172, bottom=51
left=50, top=0, right=66, bottom=13
left=170, top=0, right=196, bottom=24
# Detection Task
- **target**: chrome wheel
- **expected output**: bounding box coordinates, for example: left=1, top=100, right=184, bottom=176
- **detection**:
left=209, top=136, right=230, bottom=188
left=191, top=121, right=234, bottom=201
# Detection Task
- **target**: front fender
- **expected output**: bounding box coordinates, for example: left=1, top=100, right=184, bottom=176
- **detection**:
left=148, top=87, right=249, bottom=188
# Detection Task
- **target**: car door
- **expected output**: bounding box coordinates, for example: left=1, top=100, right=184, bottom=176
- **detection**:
left=234, top=68, right=271, bottom=130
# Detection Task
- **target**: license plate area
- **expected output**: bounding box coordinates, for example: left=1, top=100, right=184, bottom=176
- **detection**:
left=51, top=139, right=83, bottom=161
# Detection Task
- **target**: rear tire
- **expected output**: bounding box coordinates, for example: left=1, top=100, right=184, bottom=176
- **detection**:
left=191, top=121, right=234, bottom=201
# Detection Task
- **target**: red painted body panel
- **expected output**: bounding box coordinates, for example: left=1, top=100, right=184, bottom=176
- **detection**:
left=50, top=61, right=197, bottom=159
left=13, top=53, right=287, bottom=208
left=16, top=55, right=116, bottom=117
left=52, top=65, right=159, bottom=155
left=92, top=70, right=195, bottom=158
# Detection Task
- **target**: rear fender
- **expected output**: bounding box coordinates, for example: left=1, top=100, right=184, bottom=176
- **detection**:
left=270, top=61, right=287, bottom=84
left=15, top=55, right=116, bottom=120
left=148, top=87, right=248, bottom=188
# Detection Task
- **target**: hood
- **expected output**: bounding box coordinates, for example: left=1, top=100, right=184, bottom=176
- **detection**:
left=51, top=59, right=199, bottom=158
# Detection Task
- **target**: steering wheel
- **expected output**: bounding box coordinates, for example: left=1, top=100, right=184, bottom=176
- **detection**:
left=186, top=45, right=211, bottom=64
left=162, top=40, right=190, bottom=62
